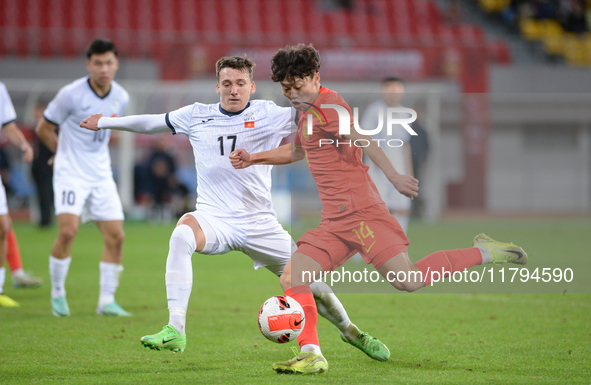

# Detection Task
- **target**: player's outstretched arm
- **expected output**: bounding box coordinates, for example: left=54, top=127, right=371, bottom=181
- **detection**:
left=230, top=143, right=304, bottom=169
left=3, top=122, right=33, bottom=162
left=344, top=130, right=419, bottom=198
left=80, top=113, right=171, bottom=134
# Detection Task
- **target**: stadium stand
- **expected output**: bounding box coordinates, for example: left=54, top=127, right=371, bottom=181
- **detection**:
left=474, top=0, right=591, bottom=66
left=0, top=0, right=511, bottom=74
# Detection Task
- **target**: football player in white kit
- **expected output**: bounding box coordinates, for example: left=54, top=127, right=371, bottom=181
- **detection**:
left=363, top=77, right=414, bottom=234
left=81, top=56, right=390, bottom=361
left=35, top=39, right=131, bottom=317
left=0, top=81, right=35, bottom=307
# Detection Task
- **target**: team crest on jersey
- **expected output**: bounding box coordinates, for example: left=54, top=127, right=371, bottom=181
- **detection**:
left=112, top=101, right=120, bottom=112
left=244, top=113, right=255, bottom=128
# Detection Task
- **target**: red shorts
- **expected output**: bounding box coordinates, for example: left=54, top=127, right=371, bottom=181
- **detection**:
left=296, top=203, right=409, bottom=271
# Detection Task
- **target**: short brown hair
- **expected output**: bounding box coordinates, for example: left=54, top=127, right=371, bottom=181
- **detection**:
left=215, top=56, right=255, bottom=81
left=271, top=44, right=321, bottom=84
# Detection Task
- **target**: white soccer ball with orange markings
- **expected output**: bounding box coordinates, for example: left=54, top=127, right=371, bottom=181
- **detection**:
left=258, top=295, right=305, bottom=343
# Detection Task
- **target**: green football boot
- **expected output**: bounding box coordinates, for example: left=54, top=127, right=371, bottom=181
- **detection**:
left=0, top=293, right=20, bottom=307
left=340, top=331, right=390, bottom=361
left=273, top=347, right=328, bottom=374
left=473, top=233, right=528, bottom=265
left=51, top=296, right=70, bottom=317
left=96, top=302, right=132, bottom=316
left=140, top=325, right=186, bottom=352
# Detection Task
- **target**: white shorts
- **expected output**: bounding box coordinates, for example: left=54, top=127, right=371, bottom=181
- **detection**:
left=190, top=211, right=296, bottom=276
left=0, top=180, right=7, bottom=216
left=54, top=177, right=124, bottom=222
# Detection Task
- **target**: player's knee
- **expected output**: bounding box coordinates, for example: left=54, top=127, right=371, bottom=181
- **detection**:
left=58, top=225, right=78, bottom=244
left=393, top=280, right=421, bottom=293
left=0, top=225, right=9, bottom=240
left=107, top=229, right=125, bottom=249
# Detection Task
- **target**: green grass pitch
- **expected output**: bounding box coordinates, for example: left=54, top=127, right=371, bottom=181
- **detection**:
left=2, top=219, right=590, bottom=384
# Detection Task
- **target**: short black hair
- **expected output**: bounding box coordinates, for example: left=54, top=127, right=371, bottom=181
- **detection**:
left=86, top=38, right=118, bottom=59
left=270, top=44, right=321, bottom=84
left=215, top=56, right=256, bottom=81
left=382, top=76, right=404, bottom=86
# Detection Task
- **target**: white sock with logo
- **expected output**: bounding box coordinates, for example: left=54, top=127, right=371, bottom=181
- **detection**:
left=311, top=281, right=360, bottom=341
left=99, top=262, right=124, bottom=308
left=166, top=225, right=196, bottom=334
left=49, top=256, right=71, bottom=299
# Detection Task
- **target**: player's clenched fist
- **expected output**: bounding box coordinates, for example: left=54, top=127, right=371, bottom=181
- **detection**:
left=389, top=174, right=419, bottom=199
left=230, top=148, right=252, bottom=169
left=80, top=113, right=104, bottom=131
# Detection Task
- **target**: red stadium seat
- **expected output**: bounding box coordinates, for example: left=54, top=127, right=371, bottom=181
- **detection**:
left=0, top=0, right=512, bottom=69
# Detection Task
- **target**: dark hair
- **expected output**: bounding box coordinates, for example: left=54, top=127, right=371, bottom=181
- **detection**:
left=216, top=56, right=256, bottom=81
left=270, top=44, right=321, bottom=83
left=382, top=76, right=404, bottom=86
left=86, top=38, right=118, bottom=59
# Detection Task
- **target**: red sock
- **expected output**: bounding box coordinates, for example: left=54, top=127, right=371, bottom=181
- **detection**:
left=6, top=229, right=22, bottom=273
left=415, top=248, right=482, bottom=286
left=285, top=286, right=319, bottom=348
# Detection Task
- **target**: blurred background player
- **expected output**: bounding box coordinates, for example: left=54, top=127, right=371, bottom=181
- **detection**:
left=135, top=136, right=189, bottom=221
left=408, top=100, right=429, bottom=218
left=35, top=39, right=130, bottom=317
left=0, top=104, right=44, bottom=286
left=0, top=81, right=35, bottom=306
left=362, top=77, right=414, bottom=234
left=31, top=102, right=55, bottom=228
left=231, top=44, right=528, bottom=374
left=81, top=56, right=389, bottom=361
left=6, top=229, right=43, bottom=288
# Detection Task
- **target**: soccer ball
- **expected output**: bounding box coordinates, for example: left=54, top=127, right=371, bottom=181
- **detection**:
left=258, top=295, right=305, bottom=343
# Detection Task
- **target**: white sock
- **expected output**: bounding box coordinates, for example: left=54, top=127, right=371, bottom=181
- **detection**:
left=99, top=262, right=124, bottom=308
left=475, top=246, right=491, bottom=264
left=49, top=256, right=71, bottom=299
left=169, top=308, right=187, bottom=334
left=0, top=267, right=5, bottom=294
left=166, top=225, right=196, bottom=334
left=311, top=281, right=360, bottom=341
left=393, top=213, right=410, bottom=234
left=12, top=268, right=25, bottom=277
left=301, top=344, right=322, bottom=355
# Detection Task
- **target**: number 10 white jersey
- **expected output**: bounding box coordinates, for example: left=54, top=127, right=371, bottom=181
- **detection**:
left=44, top=76, right=129, bottom=184
left=166, top=100, right=293, bottom=220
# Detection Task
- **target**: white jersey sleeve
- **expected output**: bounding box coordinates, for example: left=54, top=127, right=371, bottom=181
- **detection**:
left=267, top=103, right=293, bottom=138
left=166, top=105, right=194, bottom=136
left=43, top=85, right=74, bottom=126
left=0, top=82, right=17, bottom=126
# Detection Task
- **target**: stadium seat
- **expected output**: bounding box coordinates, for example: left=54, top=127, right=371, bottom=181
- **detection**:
left=285, top=0, right=307, bottom=44
left=0, top=0, right=512, bottom=69
left=478, top=0, right=511, bottom=13
left=563, top=34, right=585, bottom=66
left=519, top=19, right=545, bottom=41
left=582, top=36, right=591, bottom=66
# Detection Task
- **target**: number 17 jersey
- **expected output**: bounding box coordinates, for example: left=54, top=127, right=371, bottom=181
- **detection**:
left=166, top=100, right=293, bottom=220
